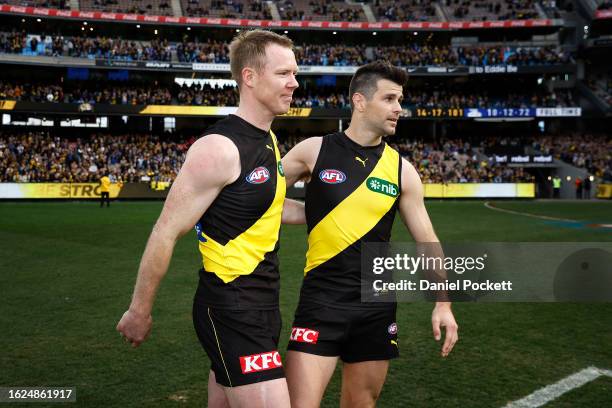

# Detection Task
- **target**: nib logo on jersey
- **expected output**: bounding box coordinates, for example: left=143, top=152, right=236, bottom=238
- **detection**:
left=367, top=177, right=399, bottom=197
left=319, top=169, right=346, bottom=184
left=246, top=166, right=270, bottom=184
left=240, top=350, right=282, bottom=374
left=290, top=327, right=319, bottom=344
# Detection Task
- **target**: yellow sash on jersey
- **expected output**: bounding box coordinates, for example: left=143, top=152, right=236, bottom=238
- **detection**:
left=305, top=145, right=400, bottom=274
left=198, top=132, right=286, bottom=283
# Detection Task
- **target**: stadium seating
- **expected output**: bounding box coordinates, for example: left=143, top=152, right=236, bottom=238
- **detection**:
left=0, top=131, right=546, bottom=183
left=0, top=0, right=553, bottom=20
left=181, top=0, right=272, bottom=19
left=79, top=0, right=175, bottom=16
left=371, top=0, right=438, bottom=22
left=278, top=0, right=367, bottom=22
left=441, top=0, right=540, bottom=21
left=0, top=32, right=573, bottom=68
left=0, top=0, right=69, bottom=9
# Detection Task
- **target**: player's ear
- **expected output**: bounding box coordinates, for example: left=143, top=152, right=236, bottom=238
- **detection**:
left=352, top=92, right=366, bottom=113
left=242, top=67, right=256, bottom=88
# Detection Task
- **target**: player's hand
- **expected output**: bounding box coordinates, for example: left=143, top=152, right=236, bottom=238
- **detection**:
left=116, top=309, right=152, bottom=348
left=431, top=303, right=458, bottom=358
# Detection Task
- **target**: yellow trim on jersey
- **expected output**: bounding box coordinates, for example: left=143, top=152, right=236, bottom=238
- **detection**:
left=198, top=131, right=286, bottom=283
left=305, top=145, right=399, bottom=274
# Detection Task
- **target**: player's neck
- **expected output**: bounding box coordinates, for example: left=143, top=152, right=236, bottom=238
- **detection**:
left=235, top=97, right=275, bottom=132
left=344, top=124, right=383, bottom=147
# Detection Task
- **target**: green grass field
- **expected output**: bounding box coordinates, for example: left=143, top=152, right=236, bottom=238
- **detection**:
left=1, top=200, right=611, bottom=407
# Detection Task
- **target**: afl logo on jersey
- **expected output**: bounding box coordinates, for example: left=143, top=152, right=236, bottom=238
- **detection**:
left=319, top=169, right=346, bottom=184
left=246, top=167, right=270, bottom=184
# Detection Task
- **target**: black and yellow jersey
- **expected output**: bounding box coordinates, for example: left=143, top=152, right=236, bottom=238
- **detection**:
left=301, top=132, right=401, bottom=309
left=194, top=114, right=286, bottom=310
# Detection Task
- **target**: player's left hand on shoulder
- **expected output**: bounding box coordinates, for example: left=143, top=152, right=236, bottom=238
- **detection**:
left=431, top=304, right=458, bottom=358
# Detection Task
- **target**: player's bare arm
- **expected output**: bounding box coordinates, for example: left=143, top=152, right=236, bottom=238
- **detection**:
left=280, top=137, right=322, bottom=225
left=281, top=136, right=322, bottom=187
left=398, top=157, right=459, bottom=358
left=282, top=199, right=306, bottom=224
left=116, top=135, right=240, bottom=347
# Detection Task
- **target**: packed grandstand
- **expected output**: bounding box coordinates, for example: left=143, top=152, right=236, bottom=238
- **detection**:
left=0, top=0, right=609, bottom=200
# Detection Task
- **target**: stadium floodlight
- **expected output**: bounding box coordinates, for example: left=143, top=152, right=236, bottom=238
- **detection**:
left=187, top=27, right=191, bottom=31
left=83, top=22, right=88, bottom=26
left=136, top=24, right=141, bottom=28
left=36, top=18, right=41, bottom=22
left=333, top=31, right=337, bottom=35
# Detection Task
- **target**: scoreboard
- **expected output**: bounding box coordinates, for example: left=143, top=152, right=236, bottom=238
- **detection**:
left=403, top=107, right=581, bottom=119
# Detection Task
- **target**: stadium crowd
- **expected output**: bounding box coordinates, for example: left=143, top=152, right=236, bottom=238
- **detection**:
left=278, top=0, right=367, bottom=21
left=394, top=138, right=534, bottom=183
left=0, top=80, right=174, bottom=105
left=0, top=0, right=552, bottom=21
left=79, top=0, right=174, bottom=15
left=373, top=0, right=437, bottom=22
left=183, top=0, right=272, bottom=19
left=0, top=31, right=173, bottom=61
left=176, top=39, right=229, bottom=63
left=176, top=84, right=238, bottom=106
left=403, top=88, right=576, bottom=109
left=296, top=43, right=571, bottom=66
left=0, top=31, right=572, bottom=67
left=443, top=0, right=539, bottom=21
left=534, top=133, right=612, bottom=181
left=2, top=131, right=608, bottom=184
left=0, top=0, right=69, bottom=9
left=0, top=131, right=552, bottom=184
left=0, top=132, right=188, bottom=183
left=0, top=79, right=577, bottom=109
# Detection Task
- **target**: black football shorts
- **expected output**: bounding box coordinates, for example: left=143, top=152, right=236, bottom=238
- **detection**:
left=193, top=303, right=285, bottom=387
left=287, top=302, right=399, bottom=363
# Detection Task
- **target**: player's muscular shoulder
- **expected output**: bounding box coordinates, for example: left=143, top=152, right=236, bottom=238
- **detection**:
left=184, top=134, right=241, bottom=187
left=400, top=157, right=423, bottom=196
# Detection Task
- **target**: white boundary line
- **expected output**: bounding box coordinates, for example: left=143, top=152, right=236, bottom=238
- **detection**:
left=503, top=366, right=612, bottom=408
left=484, top=201, right=576, bottom=222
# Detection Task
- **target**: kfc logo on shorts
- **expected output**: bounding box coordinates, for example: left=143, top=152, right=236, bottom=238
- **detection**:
left=319, top=169, right=346, bottom=184
left=388, top=323, right=398, bottom=335
left=290, top=327, right=319, bottom=344
left=246, top=167, right=270, bottom=184
left=240, top=350, right=282, bottom=374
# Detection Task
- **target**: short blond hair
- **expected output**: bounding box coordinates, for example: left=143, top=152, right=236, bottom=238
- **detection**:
left=229, top=29, right=294, bottom=88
